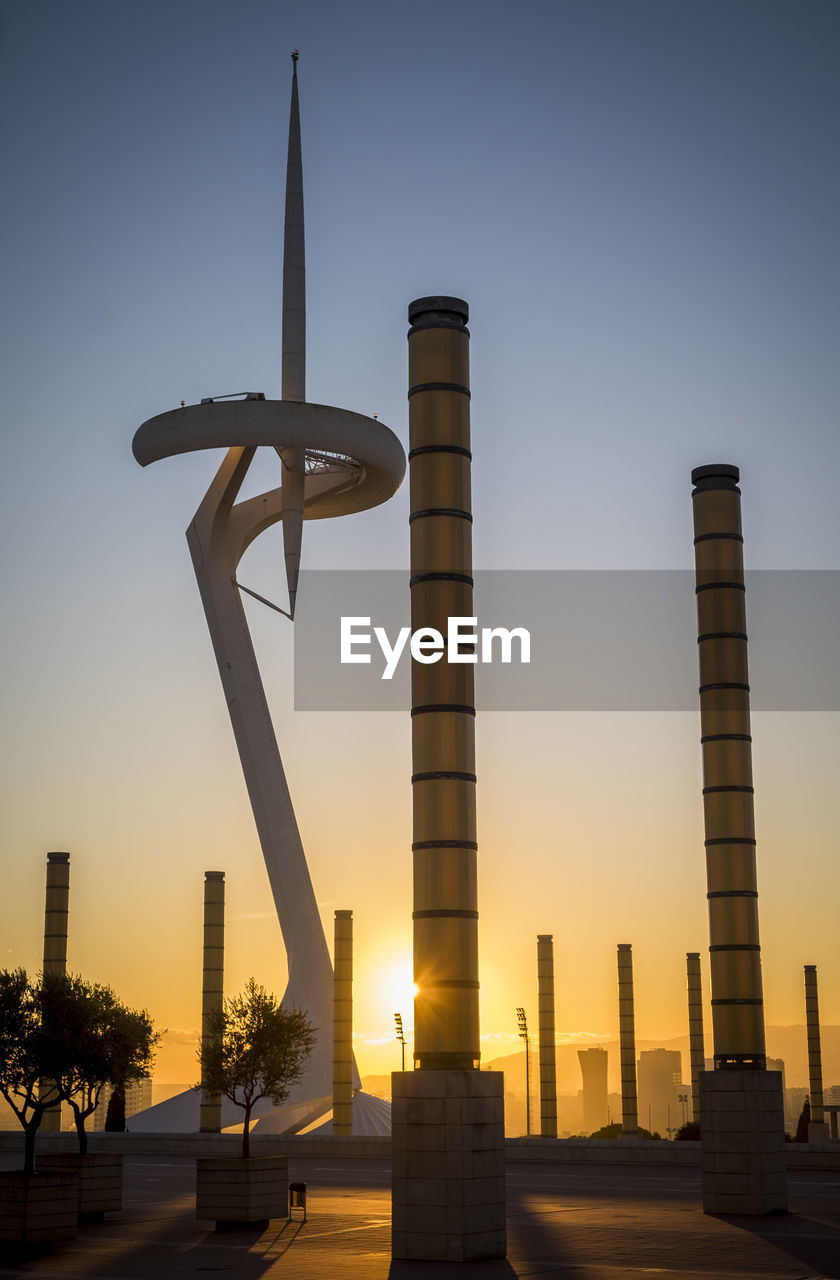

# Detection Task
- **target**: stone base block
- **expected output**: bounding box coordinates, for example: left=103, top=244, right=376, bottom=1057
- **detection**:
left=700, top=1070, right=787, bottom=1216
left=0, top=1171, right=79, bottom=1244
left=38, top=1153, right=123, bottom=1219
left=807, top=1121, right=830, bottom=1144
left=391, top=1070, right=506, bottom=1262
left=196, top=1155, right=288, bottom=1228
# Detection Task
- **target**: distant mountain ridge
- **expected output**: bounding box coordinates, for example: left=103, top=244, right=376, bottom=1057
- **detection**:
left=482, top=1026, right=840, bottom=1093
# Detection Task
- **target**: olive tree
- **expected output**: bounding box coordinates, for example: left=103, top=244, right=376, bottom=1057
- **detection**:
left=198, top=978, right=315, bottom=1157
left=45, top=975, right=158, bottom=1152
left=0, top=969, right=159, bottom=1170
left=0, top=969, right=65, bottom=1174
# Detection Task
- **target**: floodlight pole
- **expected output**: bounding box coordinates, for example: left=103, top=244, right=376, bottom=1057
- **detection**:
left=395, top=1012, right=406, bottom=1073
left=517, top=1007, right=531, bottom=1138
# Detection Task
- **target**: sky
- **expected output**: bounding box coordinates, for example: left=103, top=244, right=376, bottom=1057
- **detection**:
left=1, top=0, right=838, bottom=1088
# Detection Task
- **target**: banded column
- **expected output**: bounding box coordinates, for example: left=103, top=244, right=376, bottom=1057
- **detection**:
left=693, top=463, right=766, bottom=1066
left=692, top=464, right=786, bottom=1215
left=408, top=295, right=478, bottom=1071
left=43, top=852, right=70, bottom=975
left=686, top=952, right=705, bottom=1126
left=617, top=944, right=638, bottom=1135
left=804, top=965, right=829, bottom=1141
left=392, top=297, right=505, bottom=1264
left=199, top=871, right=225, bottom=1133
left=537, top=935, right=557, bottom=1138
left=333, top=910, right=353, bottom=1136
left=41, top=851, right=70, bottom=1131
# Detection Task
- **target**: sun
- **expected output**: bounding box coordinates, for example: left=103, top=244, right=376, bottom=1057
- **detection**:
left=381, top=957, right=417, bottom=1022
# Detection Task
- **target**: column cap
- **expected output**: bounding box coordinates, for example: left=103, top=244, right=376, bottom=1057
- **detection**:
left=204, top=870, right=225, bottom=881
left=47, top=851, right=70, bottom=864
left=691, top=463, right=740, bottom=492
left=408, top=296, right=469, bottom=335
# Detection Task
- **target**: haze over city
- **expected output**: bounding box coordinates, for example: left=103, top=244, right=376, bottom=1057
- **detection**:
left=1, top=0, right=838, bottom=1094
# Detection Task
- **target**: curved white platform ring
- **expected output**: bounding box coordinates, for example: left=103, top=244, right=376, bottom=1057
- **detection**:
left=132, top=399, right=405, bottom=516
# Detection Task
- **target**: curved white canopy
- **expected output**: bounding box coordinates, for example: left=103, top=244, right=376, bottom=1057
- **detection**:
left=132, top=398, right=405, bottom=518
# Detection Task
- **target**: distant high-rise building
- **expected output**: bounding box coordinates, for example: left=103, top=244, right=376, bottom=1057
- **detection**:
left=637, top=1049, right=683, bottom=1136
left=766, top=1057, right=786, bottom=1097
left=91, top=1077, right=152, bottom=1131
left=578, top=1047, right=608, bottom=1134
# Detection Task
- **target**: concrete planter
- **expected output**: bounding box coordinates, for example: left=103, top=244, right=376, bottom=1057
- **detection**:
left=196, top=1155, right=288, bottom=1229
left=0, top=1170, right=79, bottom=1245
left=38, top=1153, right=123, bottom=1219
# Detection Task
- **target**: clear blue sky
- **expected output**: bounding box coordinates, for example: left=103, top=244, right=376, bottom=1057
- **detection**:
left=1, top=1, right=838, bottom=1079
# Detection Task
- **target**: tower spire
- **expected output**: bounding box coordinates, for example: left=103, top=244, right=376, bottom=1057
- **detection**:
left=280, top=51, right=305, bottom=616
left=282, top=50, right=305, bottom=401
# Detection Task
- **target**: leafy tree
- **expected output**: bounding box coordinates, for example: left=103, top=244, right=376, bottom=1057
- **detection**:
left=587, top=1121, right=660, bottom=1140
left=45, top=975, right=158, bottom=1153
left=795, top=1097, right=811, bottom=1143
left=0, top=969, right=159, bottom=1170
left=675, top=1121, right=700, bottom=1140
left=0, top=969, right=64, bottom=1174
left=198, top=979, right=315, bottom=1157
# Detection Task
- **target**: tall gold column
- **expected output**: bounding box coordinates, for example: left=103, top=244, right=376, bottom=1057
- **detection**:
left=393, top=297, right=505, bottom=1264
left=199, top=870, right=225, bottom=1133
left=43, top=851, right=70, bottom=976
left=692, top=463, right=766, bottom=1066
left=686, top=952, right=705, bottom=1125
left=333, top=910, right=353, bottom=1136
left=692, top=464, right=786, bottom=1215
left=617, top=943, right=638, bottom=1135
left=537, top=935, right=557, bottom=1138
left=804, top=965, right=828, bottom=1140
left=408, top=296, right=478, bottom=1071
left=41, top=851, right=70, bottom=1131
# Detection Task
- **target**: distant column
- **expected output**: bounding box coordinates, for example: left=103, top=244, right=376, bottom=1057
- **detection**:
left=41, top=851, right=70, bottom=1131
left=199, top=871, right=225, bottom=1133
left=617, top=944, right=638, bottom=1135
left=43, top=851, right=70, bottom=976
left=804, top=965, right=829, bottom=1142
left=333, top=910, right=353, bottom=1136
left=686, top=952, right=705, bottom=1126
left=537, top=935, right=557, bottom=1138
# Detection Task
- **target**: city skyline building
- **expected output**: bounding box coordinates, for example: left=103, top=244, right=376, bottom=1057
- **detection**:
left=637, top=1048, right=683, bottom=1137
left=577, top=1047, right=609, bottom=1135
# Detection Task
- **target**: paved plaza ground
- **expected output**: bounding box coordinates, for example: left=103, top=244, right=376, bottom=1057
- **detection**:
left=0, top=1154, right=838, bottom=1279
